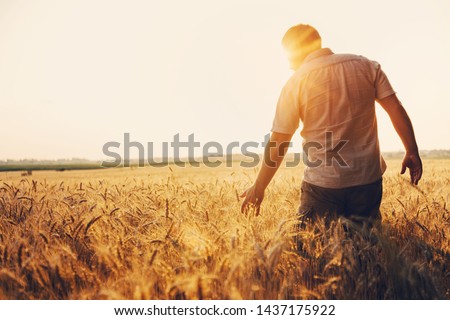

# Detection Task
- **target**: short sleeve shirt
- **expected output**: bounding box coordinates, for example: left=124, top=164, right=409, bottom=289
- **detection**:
left=271, top=48, right=396, bottom=188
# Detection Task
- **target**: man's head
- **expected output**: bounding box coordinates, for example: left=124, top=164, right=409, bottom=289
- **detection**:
left=282, top=24, right=322, bottom=70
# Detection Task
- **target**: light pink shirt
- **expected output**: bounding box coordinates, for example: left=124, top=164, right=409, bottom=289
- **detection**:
left=271, top=48, right=396, bottom=188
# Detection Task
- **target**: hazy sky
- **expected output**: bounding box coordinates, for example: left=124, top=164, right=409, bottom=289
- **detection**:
left=1, top=0, right=449, bottom=160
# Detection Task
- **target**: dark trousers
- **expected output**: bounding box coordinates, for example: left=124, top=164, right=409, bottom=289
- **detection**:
left=298, top=178, right=383, bottom=226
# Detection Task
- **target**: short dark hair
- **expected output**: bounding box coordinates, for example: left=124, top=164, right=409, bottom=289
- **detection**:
left=282, top=24, right=321, bottom=51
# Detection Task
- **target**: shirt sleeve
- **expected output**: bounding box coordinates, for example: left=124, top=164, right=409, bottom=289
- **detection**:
left=270, top=76, right=301, bottom=135
left=371, top=61, right=396, bottom=100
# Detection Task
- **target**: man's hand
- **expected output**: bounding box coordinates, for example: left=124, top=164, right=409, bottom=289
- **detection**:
left=239, top=132, right=292, bottom=216
left=240, top=183, right=265, bottom=215
left=401, top=152, right=422, bottom=185
left=378, top=94, right=422, bottom=185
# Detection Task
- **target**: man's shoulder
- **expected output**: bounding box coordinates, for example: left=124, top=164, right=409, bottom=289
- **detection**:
left=284, top=52, right=380, bottom=89
left=299, top=52, right=379, bottom=76
left=327, top=52, right=375, bottom=65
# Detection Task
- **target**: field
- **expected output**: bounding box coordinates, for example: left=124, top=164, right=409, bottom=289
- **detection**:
left=0, top=159, right=449, bottom=299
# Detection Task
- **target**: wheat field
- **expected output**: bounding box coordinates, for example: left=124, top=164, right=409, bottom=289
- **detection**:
left=0, top=159, right=449, bottom=299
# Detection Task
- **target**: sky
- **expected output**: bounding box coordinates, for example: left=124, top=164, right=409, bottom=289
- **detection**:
left=1, top=0, right=450, bottom=160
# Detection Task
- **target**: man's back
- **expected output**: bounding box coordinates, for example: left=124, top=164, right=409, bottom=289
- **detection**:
left=272, top=48, right=396, bottom=188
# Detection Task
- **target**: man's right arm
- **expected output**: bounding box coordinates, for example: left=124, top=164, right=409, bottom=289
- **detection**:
left=378, top=93, right=422, bottom=185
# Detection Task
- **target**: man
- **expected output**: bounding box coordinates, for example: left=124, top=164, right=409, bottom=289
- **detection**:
left=241, top=24, right=422, bottom=224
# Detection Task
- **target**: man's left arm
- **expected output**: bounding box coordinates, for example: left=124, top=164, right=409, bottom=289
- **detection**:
left=240, top=131, right=293, bottom=214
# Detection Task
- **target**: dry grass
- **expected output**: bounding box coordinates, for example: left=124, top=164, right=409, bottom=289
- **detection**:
left=0, top=159, right=449, bottom=299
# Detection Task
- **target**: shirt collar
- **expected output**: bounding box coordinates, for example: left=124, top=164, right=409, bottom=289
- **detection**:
left=303, top=48, right=334, bottom=64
